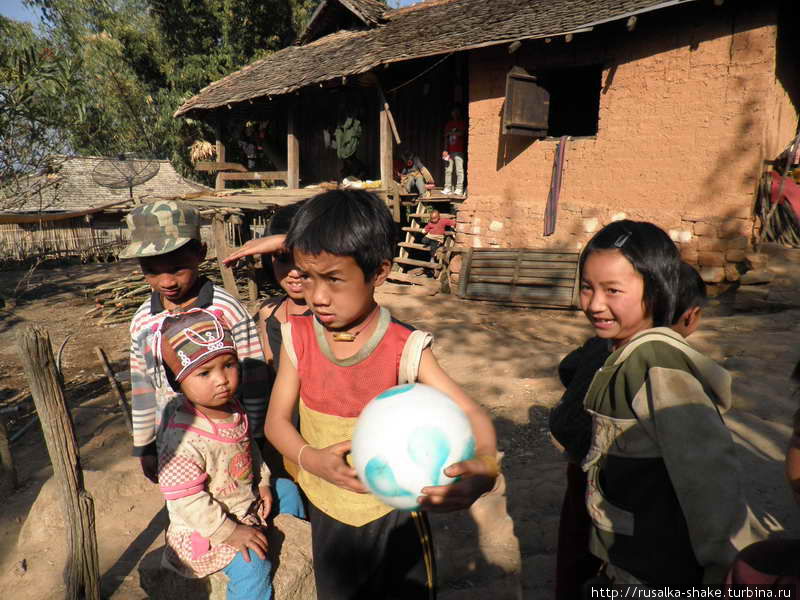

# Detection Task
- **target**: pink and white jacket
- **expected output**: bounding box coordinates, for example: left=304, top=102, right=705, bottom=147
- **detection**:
left=157, top=401, right=270, bottom=578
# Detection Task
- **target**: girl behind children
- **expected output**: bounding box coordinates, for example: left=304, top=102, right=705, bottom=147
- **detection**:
left=256, top=202, right=311, bottom=373
left=156, top=308, right=281, bottom=599
left=578, top=220, right=750, bottom=587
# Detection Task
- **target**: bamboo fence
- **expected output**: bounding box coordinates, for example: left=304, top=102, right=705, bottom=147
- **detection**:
left=0, top=218, right=128, bottom=263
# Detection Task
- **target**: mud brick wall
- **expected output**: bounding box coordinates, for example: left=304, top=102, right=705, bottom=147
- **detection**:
left=456, top=0, right=797, bottom=284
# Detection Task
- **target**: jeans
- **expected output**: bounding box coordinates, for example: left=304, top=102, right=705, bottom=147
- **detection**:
left=421, top=236, right=442, bottom=262
left=221, top=478, right=306, bottom=600
left=444, top=152, right=464, bottom=192
left=223, top=549, right=272, bottom=600
left=404, top=175, right=426, bottom=196
left=273, top=477, right=306, bottom=520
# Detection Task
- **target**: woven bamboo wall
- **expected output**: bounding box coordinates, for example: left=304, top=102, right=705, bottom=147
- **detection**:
left=0, top=218, right=129, bottom=262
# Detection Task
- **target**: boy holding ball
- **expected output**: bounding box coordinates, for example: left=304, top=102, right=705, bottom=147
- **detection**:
left=225, top=190, right=497, bottom=599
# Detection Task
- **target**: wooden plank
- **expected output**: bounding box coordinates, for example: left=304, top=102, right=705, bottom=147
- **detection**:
left=216, top=171, right=287, bottom=183
left=394, top=257, right=442, bottom=270
left=195, top=161, right=247, bottom=172
left=211, top=215, right=240, bottom=298
left=408, top=213, right=455, bottom=219
left=470, top=258, right=578, bottom=268
left=387, top=271, right=439, bottom=287
left=469, top=265, right=577, bottom=277
left=398, top=241, right=429, bottom=251
left=458, top=248, right=474, bottom=298
left=0, top=200, right=130, bottom=225
left=401, top=227, right=425, bottom=234
left=469, top=275, right=575, bottom=287
left=287, top=106, right=299, bottom=189
left=470, top=250, right=579, bottom=261
left=465, top=282, right=573, bottom=302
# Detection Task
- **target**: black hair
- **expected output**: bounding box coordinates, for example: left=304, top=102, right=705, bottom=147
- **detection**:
left=579, top=220, right=681, bottom=327
left=672, top=262, right=707, bottom=323
left=285, top=190, right=397, bottom=280
left=268, top=201, right=305, bottom=236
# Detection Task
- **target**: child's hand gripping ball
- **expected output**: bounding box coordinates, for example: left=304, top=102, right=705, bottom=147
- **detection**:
left=351, top=384, right=475, bottom=510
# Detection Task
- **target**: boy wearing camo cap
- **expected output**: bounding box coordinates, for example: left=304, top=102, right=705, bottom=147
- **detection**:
left=121, top=200, right=270, bottom=483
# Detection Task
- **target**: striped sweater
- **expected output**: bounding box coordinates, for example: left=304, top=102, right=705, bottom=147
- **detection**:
left=129, top=278, right=267, bottom=456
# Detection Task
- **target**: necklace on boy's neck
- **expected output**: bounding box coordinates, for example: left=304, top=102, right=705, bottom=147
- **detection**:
left=330, top=305, right=380, bottom=342
left=163, top=295, right=197, bottom=313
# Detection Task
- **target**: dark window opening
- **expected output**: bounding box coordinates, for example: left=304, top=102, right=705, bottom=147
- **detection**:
left=503, top=65, right=602, bottom=139
left=539, top=65, right=602, bottom=137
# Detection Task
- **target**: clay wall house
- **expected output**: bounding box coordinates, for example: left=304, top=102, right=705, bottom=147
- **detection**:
left=174, top=0, right=799, bottom=291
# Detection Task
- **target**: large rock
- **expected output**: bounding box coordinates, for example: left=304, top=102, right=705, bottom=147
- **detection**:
left=138, top=514, right=315, bottom=600
left=18, top=467, right=157, bottom=549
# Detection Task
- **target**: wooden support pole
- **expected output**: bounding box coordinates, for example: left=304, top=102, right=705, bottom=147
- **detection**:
left=16, top=325, right=100, bottom=600
left=380, top=97, right=393, bottom=192
left=211, top=214, right=240, bottom=299
left=287, top=106, right=300, bottom=189
left=215, top=116, right=227, bottom=191
left=0, top=417, right=16, bottom=496
left=94, top=346, right=132, bottom=434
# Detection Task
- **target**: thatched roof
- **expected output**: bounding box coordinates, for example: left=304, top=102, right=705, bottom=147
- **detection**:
left=298, top=0, right=387, bottom=44
left=6, top=156, right=209, bottom=213
left=175, top=0, right=698, bottom=118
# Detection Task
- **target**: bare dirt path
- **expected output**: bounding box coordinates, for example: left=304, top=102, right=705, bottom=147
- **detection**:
left=0, top=262, right=797, bottom=598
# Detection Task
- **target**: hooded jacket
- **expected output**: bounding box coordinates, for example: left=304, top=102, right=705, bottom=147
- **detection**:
left=582, top=327, right=751, bottom=585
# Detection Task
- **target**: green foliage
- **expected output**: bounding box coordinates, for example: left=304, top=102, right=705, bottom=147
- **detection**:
left=0, top=15, right=87, bottom=209
left=9, top=0, right=321, bottom=183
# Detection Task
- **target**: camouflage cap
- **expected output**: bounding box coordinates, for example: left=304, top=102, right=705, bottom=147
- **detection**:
left=119, top=200, right=201, bottom=259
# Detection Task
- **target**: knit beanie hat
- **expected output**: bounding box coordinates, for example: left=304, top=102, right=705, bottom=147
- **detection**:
left=157, top=308, right=237, bottom=385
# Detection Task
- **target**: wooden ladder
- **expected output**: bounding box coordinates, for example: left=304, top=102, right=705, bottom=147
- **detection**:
left=388, top=191, right=463, bottom=288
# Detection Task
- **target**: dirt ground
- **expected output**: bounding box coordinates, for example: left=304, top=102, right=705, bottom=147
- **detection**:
left=0, top=260, right=799, bottom=599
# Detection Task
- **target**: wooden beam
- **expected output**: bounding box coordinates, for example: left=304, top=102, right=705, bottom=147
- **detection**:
left=94, top=347, right=132, bottom=433
left=0, top=200, right=130, bottom=225
left=216, top=171, right=288, bottom=183
left=287, top=105, right=300, bottom=189
left=195, top=161, right=247, bottom=173
left=215, top=116, right=227, bottom=191
left=379, top=97, right=393, bottom=191
left=211, top=215, right=240, bottom=298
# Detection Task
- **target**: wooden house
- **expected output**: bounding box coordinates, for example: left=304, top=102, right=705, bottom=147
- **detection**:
left=174, top=0, right=798, bottom=299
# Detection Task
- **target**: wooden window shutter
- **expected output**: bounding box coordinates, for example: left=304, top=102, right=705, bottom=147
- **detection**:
left=503, top=66, right=549, bottom=137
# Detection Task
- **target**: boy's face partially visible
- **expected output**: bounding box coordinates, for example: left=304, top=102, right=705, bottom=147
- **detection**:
left=294, top=250, right=390, bottom=331
left=429, top=211, right=440, bottom=223
left=139, top=244, right=205, bottom=308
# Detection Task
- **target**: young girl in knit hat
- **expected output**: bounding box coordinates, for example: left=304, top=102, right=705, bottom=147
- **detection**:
left=156, top=308, right=301, bottom=599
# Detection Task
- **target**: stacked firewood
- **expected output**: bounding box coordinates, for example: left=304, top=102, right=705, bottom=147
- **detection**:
left=84, top=261, right=253, bottom=325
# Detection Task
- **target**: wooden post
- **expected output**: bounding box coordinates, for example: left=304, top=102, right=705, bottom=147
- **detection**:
left=215, top=116, right=227, bottom=191
left=16, top=325, right=100, bottom=600
left=379, top=96, right=393, bottom=192
left=0, top=417, right=16, bottom=496
left=94, top=346, right=132, bottom=433
left=211, top=214, right=240, bottom=298
left=287, top=105, right=299, bottom=189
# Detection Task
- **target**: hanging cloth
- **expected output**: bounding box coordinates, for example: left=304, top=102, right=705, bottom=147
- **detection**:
left=545, top=136, right=568, bottom=237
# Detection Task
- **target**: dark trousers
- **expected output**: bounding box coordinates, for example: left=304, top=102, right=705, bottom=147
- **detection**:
left=309, top=503, right=436, bottom=600
left=556, top=462, right=602, bottom=600
left=421, top=236, right=441, bottom=263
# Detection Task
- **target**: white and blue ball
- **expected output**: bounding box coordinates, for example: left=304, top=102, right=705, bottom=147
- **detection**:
left=351, top=383, right=475, bottom=510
